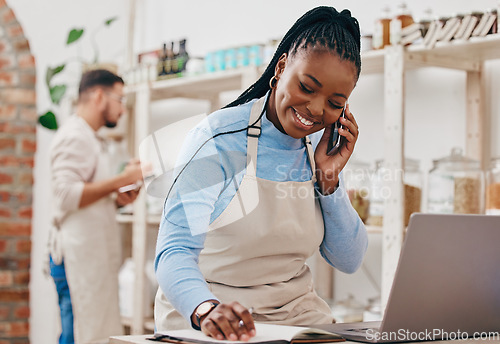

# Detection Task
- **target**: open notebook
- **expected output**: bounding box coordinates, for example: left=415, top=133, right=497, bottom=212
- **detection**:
left=151, top=323, right=345, bottom=344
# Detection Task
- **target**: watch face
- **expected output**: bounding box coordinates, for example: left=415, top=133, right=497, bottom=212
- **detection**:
left=197, top=302, right=214, bottom=317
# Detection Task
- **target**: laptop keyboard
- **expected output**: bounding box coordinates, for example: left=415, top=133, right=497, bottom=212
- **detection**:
left=347, top=327, right=380, bottom=333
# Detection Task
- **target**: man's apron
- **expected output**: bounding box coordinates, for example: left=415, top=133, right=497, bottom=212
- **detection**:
left=155, top=96, right=334, bottom=331
left=51, top=138, right=123, bottom=343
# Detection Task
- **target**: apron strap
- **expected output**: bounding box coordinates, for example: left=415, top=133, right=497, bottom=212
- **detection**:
left=246, top=96, right=266, bottom=177
left=303, top=136, right=317, bottom=184
left=245, top=95, right=316, bottom=184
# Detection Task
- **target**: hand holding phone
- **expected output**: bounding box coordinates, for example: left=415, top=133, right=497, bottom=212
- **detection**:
left=326, top=105, right=346, bottom=156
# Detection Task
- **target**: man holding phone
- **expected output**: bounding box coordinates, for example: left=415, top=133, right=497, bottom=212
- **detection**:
left=48, top=69, right=144, bottom=344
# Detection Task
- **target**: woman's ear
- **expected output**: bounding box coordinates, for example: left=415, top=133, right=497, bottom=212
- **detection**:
left=275, top=53, right=287, bottom=77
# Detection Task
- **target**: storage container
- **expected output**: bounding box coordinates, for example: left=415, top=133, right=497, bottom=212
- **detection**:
left=427, top=147, right=485, bottom=214
left=343, top=159, right=371, bottom=223
left=368, top=158, right=422, bottom=227
left=486, top=157, right=500, bottom=215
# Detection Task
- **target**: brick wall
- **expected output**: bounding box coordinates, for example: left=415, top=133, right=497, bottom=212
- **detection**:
left=0, top=0, right=36, bottom=343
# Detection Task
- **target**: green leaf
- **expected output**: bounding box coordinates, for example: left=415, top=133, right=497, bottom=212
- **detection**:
left=38, top=111, right=58, bottom=130
left=50, top=85, right=67, bottom=105
left=67, top=28, right=84, bottom=45
left=104, top=17, right=118, bottom=26
left=45, top=64, right=65, bottom=87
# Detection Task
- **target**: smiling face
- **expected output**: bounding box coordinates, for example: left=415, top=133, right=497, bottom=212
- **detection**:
left=267, top=47, right=357, bottom=139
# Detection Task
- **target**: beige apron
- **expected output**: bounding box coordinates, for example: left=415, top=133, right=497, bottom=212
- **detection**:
left=155, top=96, right=334, bottom=331
left=55, top=138, right=123, bottom=343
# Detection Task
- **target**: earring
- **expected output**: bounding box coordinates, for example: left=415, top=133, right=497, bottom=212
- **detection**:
left=269, top=75, right=278, bottom=89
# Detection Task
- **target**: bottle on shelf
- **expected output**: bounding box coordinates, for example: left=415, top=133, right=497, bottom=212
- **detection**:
left=171, top=41, right=179, bottom=74
left=157, top=43, right=167, bottom=77
left=163, top=41, right=174, bottom=76
left=390, top=2, right=415, bottom=45
left=373, top=6, right=391, bottom=50
left=177, top=39, right=189, bottom=73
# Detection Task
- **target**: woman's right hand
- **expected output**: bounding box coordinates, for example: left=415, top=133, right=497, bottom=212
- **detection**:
left=201, top=302, right=256, bottom=341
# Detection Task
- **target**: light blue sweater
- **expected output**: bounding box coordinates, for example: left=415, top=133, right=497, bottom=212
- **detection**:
left=155, top=97, right=368, bottom=323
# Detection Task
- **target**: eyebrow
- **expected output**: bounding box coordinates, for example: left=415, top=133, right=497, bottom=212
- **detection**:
left=305, top=74, right=347, bottom=99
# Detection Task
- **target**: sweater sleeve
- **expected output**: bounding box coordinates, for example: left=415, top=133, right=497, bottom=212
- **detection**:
left=155, top=126, right=225, bottom=322
left=306, top=131, right=368, bottom=274
left=50, top=132, right=97, bottom=220
left=317, top=172, right=369, bottom=273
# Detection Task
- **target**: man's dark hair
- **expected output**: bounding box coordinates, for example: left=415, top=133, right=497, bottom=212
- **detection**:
left=78, top=69, right=124, bottom=96
left=225, top=6, right=361, bottom=109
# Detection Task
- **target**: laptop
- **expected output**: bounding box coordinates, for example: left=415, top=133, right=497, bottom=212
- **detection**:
left=315, top=213, right=500, bottom=343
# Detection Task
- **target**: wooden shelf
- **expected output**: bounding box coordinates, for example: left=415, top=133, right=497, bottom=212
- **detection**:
left=121, top=316, right=155, bottom=333
left=116, top=213, right=161, bottom=225
left=361, top=33, right=500, bottom=74
left=366, top=225, right=383, bottom=234
left=125, top=66, right=261, bottom=101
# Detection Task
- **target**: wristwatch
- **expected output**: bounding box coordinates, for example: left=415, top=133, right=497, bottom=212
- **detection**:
left=193, top=300, right=219, bottom=330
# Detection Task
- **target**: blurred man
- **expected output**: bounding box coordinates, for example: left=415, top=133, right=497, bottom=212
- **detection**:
left=48, top=69, right=143, bottom=344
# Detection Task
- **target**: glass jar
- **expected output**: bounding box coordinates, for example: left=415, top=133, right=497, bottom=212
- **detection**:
left=373, top=6, right=391, bottom=50
left=403, top=158, right=422, bottom=227
left=486, top=157, right=500, bottom=215
left=390, top=2, right=415, bottom=45
left=368, top=158, right=422, bottom=227
left=427, top=147, right=485, bottom=214
left=343, top=159, right=371, bottom=223
left=367, top=160, right=385, bottom=227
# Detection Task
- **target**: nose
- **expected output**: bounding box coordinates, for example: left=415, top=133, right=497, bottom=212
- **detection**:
left=306, top=97, right=324, bottom=117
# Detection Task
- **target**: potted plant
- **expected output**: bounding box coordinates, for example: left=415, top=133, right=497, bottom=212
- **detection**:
left=38, top=17, right=118, bottom=130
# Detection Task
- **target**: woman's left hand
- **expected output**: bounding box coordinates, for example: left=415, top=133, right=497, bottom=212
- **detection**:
left=314, top=104, right=359, bottom=195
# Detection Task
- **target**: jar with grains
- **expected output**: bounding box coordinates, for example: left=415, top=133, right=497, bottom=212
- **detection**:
left=343, top=159, right=371, bottom=223
left=367, top=158, right=422, bottom=227
left=427, top=147, right=485, bottom=215
left=486, top=157, right=500, bottom=215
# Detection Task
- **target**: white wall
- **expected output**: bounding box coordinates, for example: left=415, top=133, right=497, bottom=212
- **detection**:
left=7, top=1, right=129, bottom=343
left=133, top=0, right=500, bottom=312
left=7, top=0, right=500, bottom=342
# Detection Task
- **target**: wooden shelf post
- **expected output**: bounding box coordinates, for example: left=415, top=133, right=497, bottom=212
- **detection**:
left=381, top=45, right=406, bottom=311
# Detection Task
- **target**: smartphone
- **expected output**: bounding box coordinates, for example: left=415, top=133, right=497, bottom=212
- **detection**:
left=118, top=181, right=143, bottom=193
left=327, top=105, right=346, bottom=156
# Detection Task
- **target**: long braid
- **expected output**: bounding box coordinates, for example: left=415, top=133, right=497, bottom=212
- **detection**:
left=224, top=6, right=361, bottom=109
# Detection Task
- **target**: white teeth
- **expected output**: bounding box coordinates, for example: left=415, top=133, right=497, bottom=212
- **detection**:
left=295, top=111, right=314, bottom=126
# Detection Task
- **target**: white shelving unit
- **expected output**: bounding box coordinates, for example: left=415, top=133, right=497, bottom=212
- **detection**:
left=361, top=34, right=500, bottom=308
left=124, top=66, right=261, bottom=334
left=123, top=34, right=500, bottom=333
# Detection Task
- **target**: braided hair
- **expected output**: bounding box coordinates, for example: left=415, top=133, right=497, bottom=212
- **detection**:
left=224, top=6, right=361, bottom=109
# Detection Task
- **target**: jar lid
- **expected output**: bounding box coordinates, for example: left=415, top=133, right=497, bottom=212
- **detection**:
left=346, top=158, right=370, bottom=170
left=375, top=157, right=420, bottom=171
left=432, top=147, right=480, bottom=170
left=490, top=157, right=500, bottom=169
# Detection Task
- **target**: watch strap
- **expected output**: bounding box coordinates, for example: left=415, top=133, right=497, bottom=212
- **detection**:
left=193, top=301, right=219, bottom=330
